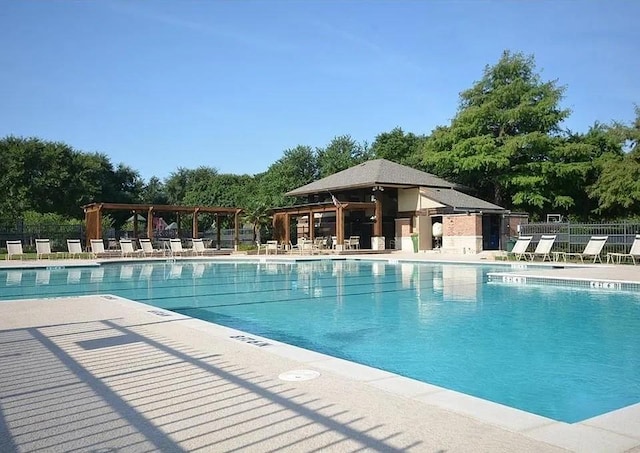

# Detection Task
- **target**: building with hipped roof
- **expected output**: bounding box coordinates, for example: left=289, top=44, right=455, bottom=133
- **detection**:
left=272, top=159, right=526, bottom=254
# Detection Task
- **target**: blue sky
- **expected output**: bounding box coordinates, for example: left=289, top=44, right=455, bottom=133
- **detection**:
left=1, top=1, right=639, bottom=181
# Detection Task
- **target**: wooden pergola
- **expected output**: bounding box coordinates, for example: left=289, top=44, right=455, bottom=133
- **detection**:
left=83, top=202, right=242, bottom=249
left=272, top=199, right=381, bottom=249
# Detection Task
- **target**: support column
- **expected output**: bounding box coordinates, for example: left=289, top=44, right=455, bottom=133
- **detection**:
left=216, top=214, right=221, bottom=249
left=147, top=207, right=154, bottom=240
left=284, top=213, right=290, bottom=246
left=133, top=211, right=139, bottom=238
left=234, top=211, right=240, bottom=250
left=372, top=196, right=385, bottom=250
left=336, top=207, right=344, bottom=250
left=192, top=208, right=199, bottom=239
left=308, top=210, right=314, bottom=240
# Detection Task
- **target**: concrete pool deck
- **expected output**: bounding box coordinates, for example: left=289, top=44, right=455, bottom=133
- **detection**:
left=1, top=252, right=639, bottom=452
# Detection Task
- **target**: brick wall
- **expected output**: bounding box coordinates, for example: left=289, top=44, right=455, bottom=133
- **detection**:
left=443, top=214, right=482, bottom=237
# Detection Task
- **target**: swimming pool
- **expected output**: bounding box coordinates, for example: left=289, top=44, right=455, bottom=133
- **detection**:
left=1, top=259, right=639, bottom=423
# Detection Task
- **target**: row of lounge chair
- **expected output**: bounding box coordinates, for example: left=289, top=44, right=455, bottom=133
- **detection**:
left=508, top=234, right=640, bottom=264
left=4, top=238, right=218, bottom=260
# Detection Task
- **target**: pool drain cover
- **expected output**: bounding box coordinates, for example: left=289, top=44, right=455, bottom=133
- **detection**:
left=278, top=369, right=320, bottom=382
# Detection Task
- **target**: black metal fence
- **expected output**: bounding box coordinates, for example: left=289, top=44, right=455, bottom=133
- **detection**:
left=0, top=224, right=85, bottom=253
left=519, top=221, right=640, bottom=254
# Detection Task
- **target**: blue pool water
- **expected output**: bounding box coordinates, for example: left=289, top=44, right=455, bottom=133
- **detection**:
left=1, top=260, right=639, bottom=423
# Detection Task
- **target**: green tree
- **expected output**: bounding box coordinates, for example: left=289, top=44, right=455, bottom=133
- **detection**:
left=242, top=202, right=271, bottom=243
left=141, top=176, right=169, bottom=205
left=370, top=127, right=425, bottom=166
left=258, top=145, right=318, bottom=207
left=316, top=135, right=371, bottom=178
left=589, top=107, right=640, bottom=217
left=421, top=51, right=570, bottom=212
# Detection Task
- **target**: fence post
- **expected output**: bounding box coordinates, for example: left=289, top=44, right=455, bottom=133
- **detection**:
left=567, top=221, right=571, bottom=253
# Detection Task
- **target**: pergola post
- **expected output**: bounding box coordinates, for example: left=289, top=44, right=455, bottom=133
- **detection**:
left=308, top=209, right=314, bottom=240
left=234, top=211, right=240, bottom=250
left=192, top=208, right=199, bottom=239
left=284, top=213, right=290, bottom=246
left=146, top=207, right=154, bottom=240
left=216, top=214, right=221, bottom=249
left=133, top=211, right=139, bottom=238
left=336, top=206, right=344, bottom=250
left=83, top=204, right=103, bottom=249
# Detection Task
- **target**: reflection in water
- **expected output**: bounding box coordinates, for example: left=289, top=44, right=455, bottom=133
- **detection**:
left=372, top=262, right=385, bottom=276
left=168, top=264, right=183, bottom=279
left=67, top=269, right=82, bottom=284
left=139, top=264, right=153, bottom=281
left=401, top=263, right=415, bottom=288
left=35, top=270, right=50, bottom=285
left=90, top=267, right=104, bottom=283
left=6, top=271, right=22, bottom=286
left=192, top=263, right=205, bottom=279
left=119, top=265, right=134, bottom=280
left=441, top=265, right=480, bottom=302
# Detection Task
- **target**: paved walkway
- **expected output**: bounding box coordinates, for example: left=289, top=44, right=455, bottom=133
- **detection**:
left=1, top=253, right=639, bottom=452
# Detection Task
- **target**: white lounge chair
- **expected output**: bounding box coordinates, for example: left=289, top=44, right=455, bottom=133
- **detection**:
left=6, top=240, right=26, bottom=260
left=169, top=238, right=193, bottom=257
left=561, top=236, right=608, bottom=264
left=506, top=236, right=533, bottom=261
left=35, top=239, right=61, bottom=259
left=139, top=238, right=164, bottom=257
left=120, top=239, right=142, bottom=258
left=90, top=239, right=119, bottom=258
left=67, top=239, right=84, bottom=258
left=607, top=234, right=640, bottom=265
left=192, top=238, right=216, bottom=256
left=527, top=235, right=556, bottom=262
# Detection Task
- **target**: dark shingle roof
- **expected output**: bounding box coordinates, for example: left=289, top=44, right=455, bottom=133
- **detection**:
left=286, top=159, right=457, bottom=196
left=420, top=187, right=504, bottom=211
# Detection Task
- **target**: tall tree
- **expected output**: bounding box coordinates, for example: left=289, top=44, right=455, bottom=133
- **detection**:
left=316, top=135, right=371, bottom=178
left=258, top=145, right=317, bottom=207
left=370, top=127, right=425, bottom=166
left=141, top=176, right=169, bottom=205
left=589, top=107, right=640, bottom=217
left=421, top=51, right=570, bottom=211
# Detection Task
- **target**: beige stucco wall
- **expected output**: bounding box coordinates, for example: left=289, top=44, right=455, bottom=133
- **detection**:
left=398, top=188, right=445, bottom=212
left=398, top=188, right=419, bottom=212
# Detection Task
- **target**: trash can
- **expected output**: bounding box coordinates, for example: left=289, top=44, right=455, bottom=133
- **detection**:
left=411, top=234, right=419, bottom=253
left=506, top=237, right=517, bottom=252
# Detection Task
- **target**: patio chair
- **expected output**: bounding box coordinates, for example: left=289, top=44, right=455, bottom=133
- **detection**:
left=527, top=235, right=556, bottom=262
left=67, top=239, right=84, bottom=258
left=348, top=236, right=360, bottom=250
left=506, top=236, right=533, bottom=261
left=120, top=239, right=142, bottom=258
left=606, top=234, right=640, bottom=265
left=192, top=238, right=216, bottom=256
left=169, top=238, right=193, bottom=257
left=6, top=240, right=26, bottom=260
left=139, top=238, right=164, bottom=257
left=561, top=236, right=608, bottom=264
left=90, top=239, right=119, bottom=258
left=265, top=240, right=280, bottom=255
left=35, top=239, right=62, bottom=259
